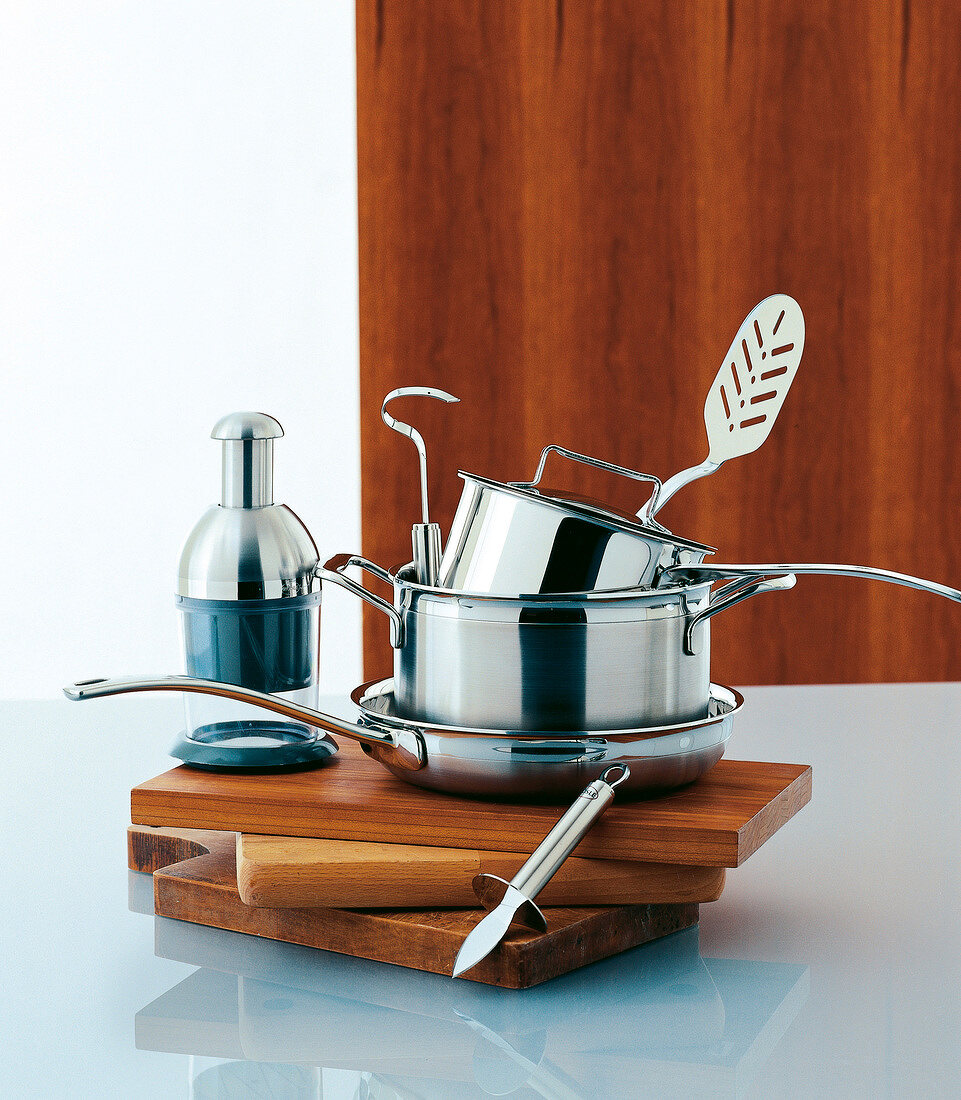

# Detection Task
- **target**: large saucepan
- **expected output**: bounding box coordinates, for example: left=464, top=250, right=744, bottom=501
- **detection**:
left=319, top=555, right=794, bottom=730
left=321, top=555, right=961, bottom=732
left=64, top=674, right=744, bottom=798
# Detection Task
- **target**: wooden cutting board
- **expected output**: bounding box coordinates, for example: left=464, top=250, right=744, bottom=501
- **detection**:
left=235, top=834, right=726, bottom=908
left=131, top=745, right=812, bottom=867
left=129, top=826, right=699, bottom=988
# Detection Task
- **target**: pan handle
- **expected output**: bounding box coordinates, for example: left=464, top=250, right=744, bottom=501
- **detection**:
left=684, top=574, right=797, bottom=655
left=63, top=675, right=426, bottom=771
left=664, top=562, right=961, bottom=603
left=317, top=553, right=405, bottom=648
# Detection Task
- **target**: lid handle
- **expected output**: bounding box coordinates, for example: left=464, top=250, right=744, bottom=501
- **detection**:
left=520, top=446, right=662, bottom=513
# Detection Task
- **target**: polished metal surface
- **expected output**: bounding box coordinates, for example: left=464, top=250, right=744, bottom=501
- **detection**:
left=641, top=294, right=805, bottom=519
left=381, top=386, right=459, bottom=584
left=323, top=556, right=780, bottom=731
left=352, top=680, right=743, bottom=797
left=684, top=573, right=798, bottom=655
left=211, top=410, right=283, bottom=509
left=663, top=561, right=961, bottom=603
left=63, top=675, right=742, bottom=798
left=437, top=446, right=713, bottom=596
left=453, top=765, right=629, bottom=976
left=177, top=413, right=318, bottom=599
left=410, top=521, right=442, bottom=589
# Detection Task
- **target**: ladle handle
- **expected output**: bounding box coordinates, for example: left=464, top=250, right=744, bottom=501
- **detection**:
left=381, top=387, right=459, bottom=527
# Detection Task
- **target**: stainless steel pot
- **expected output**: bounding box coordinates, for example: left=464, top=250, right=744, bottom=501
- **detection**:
left=436, top=446, right=715, bottom=595
left=63, top=675, right=744, bottom=798
left=318, top=554, right=795, bottom=730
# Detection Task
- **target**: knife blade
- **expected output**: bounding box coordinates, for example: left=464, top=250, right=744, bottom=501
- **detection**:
left=451, top=764, right=630, bottom=978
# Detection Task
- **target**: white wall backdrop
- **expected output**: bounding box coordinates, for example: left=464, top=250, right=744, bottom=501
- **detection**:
left=0, top=2, right=362, bottom=698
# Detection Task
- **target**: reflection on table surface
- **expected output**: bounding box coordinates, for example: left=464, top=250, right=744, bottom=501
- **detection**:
left=137, top=908, right=808, bottom=1099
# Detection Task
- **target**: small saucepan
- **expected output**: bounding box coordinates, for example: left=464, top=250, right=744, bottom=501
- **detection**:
left=436, top=446, right=715, bottom=596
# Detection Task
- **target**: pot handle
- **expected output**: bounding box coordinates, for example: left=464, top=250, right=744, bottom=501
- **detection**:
left=317, top=553, right=404, bottom=648
left=63, top=675, right=426, bottom=771
left=520, top=446, right=662, bottom=510
left=685, top=573, right=797, bottom=655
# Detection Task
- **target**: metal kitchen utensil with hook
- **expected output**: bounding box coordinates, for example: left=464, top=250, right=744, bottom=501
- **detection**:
left=381, top=386, right=460, bottom=585
left=640, top=294, right=805, bottom=520
left=452, top=764, right=631, bottom=977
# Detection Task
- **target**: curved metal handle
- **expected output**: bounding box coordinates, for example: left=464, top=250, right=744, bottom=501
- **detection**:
left=509, top=763, right=630, bottom=901
left=664, top=562, right=961, bottom=604
left=640, top=460, right=723, bottom=520
left=684, top=573, right=797, bottom=655
left=317, top=554, right=404, bottom=648
left=62, top=675, right=426, bottom=771
left=381, top=387, right=460, bottom=526
left=521, top=446, right=661, bottom=510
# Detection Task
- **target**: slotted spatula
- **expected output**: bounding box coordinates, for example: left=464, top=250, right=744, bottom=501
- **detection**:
left=640, top=294, right=804, bottom=520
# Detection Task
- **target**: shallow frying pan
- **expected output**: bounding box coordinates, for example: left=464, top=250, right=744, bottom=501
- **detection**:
left=63, top=676, right=742, bottom=800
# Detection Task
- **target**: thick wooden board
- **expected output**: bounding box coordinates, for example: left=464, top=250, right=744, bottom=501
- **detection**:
left=130, top=826, right=699, bottom=989
left=131, top=745, right=812, bottom=867
left=236, top=833, right=725, bottom=908
left=356, top=0, right=961, bottom=687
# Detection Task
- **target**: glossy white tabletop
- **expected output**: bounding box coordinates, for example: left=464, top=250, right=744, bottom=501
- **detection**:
left=1, top=683, right=959, bottom=1098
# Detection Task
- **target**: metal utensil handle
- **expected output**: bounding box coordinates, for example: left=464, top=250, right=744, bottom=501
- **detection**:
left=510, top=764, right=630, bottom=900
left=665, top=562, right=961, bottom=604
left=316, top=553, right=404, bottom=648
left=640, top=460, right=722, bottom=520
left=62, top=675, right=427, bottom=771
left=522, top=445, right=661, bottom=502
left=684, top=574, right=797, bottom=655
left=381, top=387, right=460, bottom=526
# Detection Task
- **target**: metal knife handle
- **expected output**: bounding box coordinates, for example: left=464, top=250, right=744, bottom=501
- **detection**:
left=510, top=765, right=630, bottom=901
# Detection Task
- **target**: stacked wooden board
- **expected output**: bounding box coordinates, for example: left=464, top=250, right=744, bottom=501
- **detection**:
left=129, top=745, right=811, bottom=987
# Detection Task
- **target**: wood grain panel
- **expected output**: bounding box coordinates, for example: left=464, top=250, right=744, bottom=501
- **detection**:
left=356, top=0, right=961, bottom=684
left=130, top=743, right=812, bottom=867
left=130, top=826, right=699, bottom=988
left=236, top=833, right=725, bottom=908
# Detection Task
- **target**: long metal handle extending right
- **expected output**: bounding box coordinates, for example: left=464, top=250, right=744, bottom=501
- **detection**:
left=665, top=563, right=961, bottom=604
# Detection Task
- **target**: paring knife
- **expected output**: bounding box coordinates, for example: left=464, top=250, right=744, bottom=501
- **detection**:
left=452, top=764, right=631, bottom=978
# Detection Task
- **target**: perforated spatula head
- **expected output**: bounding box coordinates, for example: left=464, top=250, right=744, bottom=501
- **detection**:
left=704, top=293, right=804, bottom=463
left=641, top=294, right=805, bottom=519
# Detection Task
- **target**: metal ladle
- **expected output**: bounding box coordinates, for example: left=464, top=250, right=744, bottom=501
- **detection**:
left=381, top=386, right=460, bottom=585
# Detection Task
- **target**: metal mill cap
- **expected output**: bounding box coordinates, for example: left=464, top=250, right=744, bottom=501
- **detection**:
left=177, top=412, right=319, bottom=600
